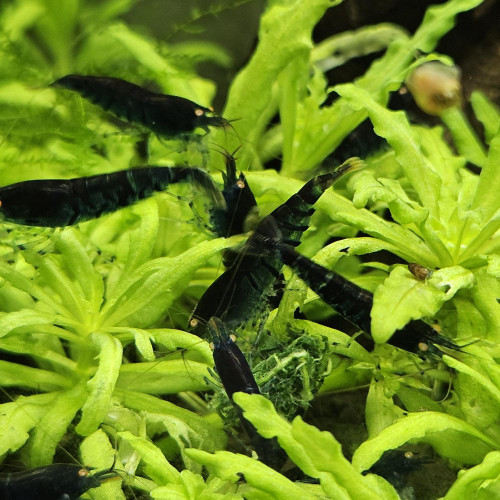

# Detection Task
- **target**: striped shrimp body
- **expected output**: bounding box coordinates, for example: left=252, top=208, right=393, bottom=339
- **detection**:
left=190, top=158, right=361, bottom=334
left=208, top=317, right=286, bottom=470
left=209, top=148, right=258, bottom=238
left=0, top=463, right=117, bottom=500
left=52, top=75, right=229, bottom=139
left=0, top=166, right=224, bottom=227
left=272, top=241, right=459, bottom=358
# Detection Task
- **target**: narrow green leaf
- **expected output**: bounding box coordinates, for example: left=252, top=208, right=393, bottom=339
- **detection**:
left=352, top=411, right=499, bottom=472
left=110, top=201, right=160, bottom=294
left=0, top=309, right=60, bottom=337
left=372, top=265, right=474, bottom=343
left=443, top=355, right=500, bottom=407
left=34, top=252, right=88, bottom=323
left=0, top=360, right=71, bottom=390
left=441, top=107, right=487, bottom=167
left=186, top=448, right=317, bottom=500
left=28, top=381, right=87, bottom=466
left=114, top=390, right=226, bottom=453
left=118, top=431, right=182, bottom=485
left=0, top=336, right=76, bottom=373
left=335, top=83, right=441, bottom=215
left=116, top=359, right=211, bottom=394
left=76, top=332, right=123, bottom=436
left=234, top=393, right=389, bottom=500
left=0, top=393, right=57, bottom=456
left=0, top=261, right=68, bottom=314
left=471, top=123, right=500, bottom=220
left=81, top=429, right=127, bottom=500
left=246, top=170, right=438, bottom=266
left=443, top=451, right=500, bottom=500
left=219, top=0, right=338, bottom=164
left=470, top=268, right=500, bottom=342
left=150, top=470, right=240, bottom=500
left=471, top=91, right=500, bottom=144
left=350, top=171, right=429, bottom=226
left=293, top=320, right=371, bottom=362
left=0, top=0, right=45, bottom=40
left=56, top=228, right=104, bottom=313
left=100, top=237, right=236, bottom=328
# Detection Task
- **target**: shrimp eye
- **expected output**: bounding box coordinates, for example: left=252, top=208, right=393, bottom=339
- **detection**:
left=78, top=468, right=90, bottom=478
left=0, top=200, right=2, bottom=207
left=190, top=318, right=199, bottom=328
left=194, top=108, right=205, bottom=117
left=236, top=180, right=246, bottom=189
left=404, top=451, right=414, bottom=459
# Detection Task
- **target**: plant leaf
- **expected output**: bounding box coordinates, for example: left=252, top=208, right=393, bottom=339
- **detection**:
left=443, top=451, right=500, bottom=500
left=352, top=411, right=499, bottom=472
left=76, top=332, right=123, bottom=436
left=371, top=265, right=474, bottom=343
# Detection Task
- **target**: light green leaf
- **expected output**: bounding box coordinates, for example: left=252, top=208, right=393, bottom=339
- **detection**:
left=233, top=393, right=390, bottom=500
left=350, top=171, right=429, bottom=225
left=219, top=0, right=338, bottom=165
left=151, top=470, right=240, bottom=500
left=352, top=411, right=499, bottom=472
left=444, top=451, right=500, bottom=500
left=33, top=251, right=89, bottom=323
left=186, top=448, right=317, bottom=500
left=293, top=319, right=371, bottom=362
left=0, top=393, right=57, bottom=456
left=442, top=355, right=500, bottom=407
left=77, top=332, right=123, bottom=436
left=471, top=91, right=500, bottom=144
left=470, top=268, right=500, bottom=341
left=0, top=0, right=45, bottom=40
left=81, top=429, right=127, bottom=500
left=100, top=236, right=236, bottom=328
left=0, top=261, right=67, bottom=314
left=118, top=431, right=181, bottom=485
left=0, top=360, right=71, bottom=390
left=114, top=390, right=226, bottom=453
left=56, top=228, right=104, bottom=314
left=116, top=359, right=211, bottom=394
left=246, top=170, right=438, bottom=267
left=0, top=309, right=61, bottom=337
left=28, top=381, right=87, bottom=466
left=471, top=123, right=500, bottom=221
left=314, top=237, right=404, bottom=268
left=371, top=265, right=473, bottom=343
left=441, top=107, right=487, bottom=167
left=365, top=383, right=405, bottom=437
left=335, top=83, right=441, bottom=216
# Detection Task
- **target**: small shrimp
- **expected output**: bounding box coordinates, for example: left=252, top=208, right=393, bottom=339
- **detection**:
left=0, top=166, right=224, bottom=227
left=0, top=463, right=118, bottom=500
left=209, top=147, right=259, bottom=238
left=271, top=241, right=459, bottom=358
left=51, top=75, right=229, bottom=139
left=208, top=317, right=286, bottom=470
left=190, top=158, right=361, bottom=334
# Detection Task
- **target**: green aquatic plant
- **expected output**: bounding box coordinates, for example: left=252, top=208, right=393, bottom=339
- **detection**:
left=0, top=0, right=499, bottom=498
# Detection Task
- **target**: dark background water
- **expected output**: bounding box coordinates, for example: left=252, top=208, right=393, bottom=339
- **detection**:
left=125, top=0, right=500, bottom=114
